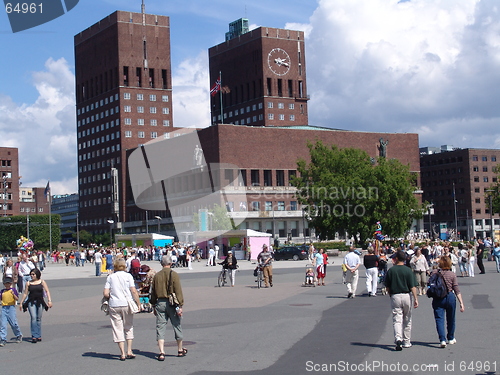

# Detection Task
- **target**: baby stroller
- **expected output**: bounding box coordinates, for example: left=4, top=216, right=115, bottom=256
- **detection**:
left=136, top=265, right=156, bottom=313
left=302, top=264, right=316, bottom=287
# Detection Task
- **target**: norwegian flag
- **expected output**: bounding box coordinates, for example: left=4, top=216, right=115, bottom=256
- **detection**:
left=210, top=76, right=221, bottom=96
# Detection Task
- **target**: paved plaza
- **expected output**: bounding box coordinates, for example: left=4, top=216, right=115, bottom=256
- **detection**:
left=0, top=257, right=498, bottom=375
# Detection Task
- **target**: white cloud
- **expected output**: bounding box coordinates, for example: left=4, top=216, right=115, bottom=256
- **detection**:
left=0, top=58, right=77, bottom=195
left=172, top=51, right=211, bottom=129
left=305, top=0, right=500, bottom=149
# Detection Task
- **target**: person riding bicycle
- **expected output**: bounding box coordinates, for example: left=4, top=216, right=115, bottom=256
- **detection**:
left=219, top=251, right=238, bottom=287
left=257, top=245, right=273, bottom=288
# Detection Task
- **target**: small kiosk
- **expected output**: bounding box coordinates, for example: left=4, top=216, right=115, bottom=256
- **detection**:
left=115, top=233, right=175, bottom=248
left=195, top=229, right=271, bottom=260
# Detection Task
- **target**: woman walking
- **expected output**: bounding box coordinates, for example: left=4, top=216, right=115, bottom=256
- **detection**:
left=19, top=268, right=53, bottom=343
left=410, top=248, right=429, bottom=295
left=430, top=256, right=465, bottom=348
left=103, top=258, right=140, bottom=361
left=314, top=249, right=326, bottom=286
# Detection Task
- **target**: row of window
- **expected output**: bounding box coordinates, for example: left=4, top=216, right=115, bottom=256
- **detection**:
left=0, top=160, right=12, bottom=167
left=78, top=106, right=120, bottom=127
left=123, top=105, right=170, bottom=114
left=215, top=113, right=296, bottom=125
left=124, top=131, right=158, bottom=139
left=123, top=93, right=169, bottom=102
left=225, top=200, right=299, bottom=212
left=78, top=94, right=119, bottom=115
left=472, top=155, right=496, bottom=162
left=78, top=119, right=119, bottom=138
left=80, top=184, right=112, bottom=196
left=124, top=118, right=170, bottom=126
left=78, top=157, right=120, bottom=174
left=79, top=132, right=121, bottom=150
left=79, top=146, right=120, bottom=162
left=20, top=207, right=43, bottom=213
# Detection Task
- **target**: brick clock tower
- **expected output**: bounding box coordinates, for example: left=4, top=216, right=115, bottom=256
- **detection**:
left=209, top=19, right=309, bottom=127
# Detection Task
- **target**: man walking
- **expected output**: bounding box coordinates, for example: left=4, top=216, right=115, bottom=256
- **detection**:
left=343, top=247, right=360, bottom=298
left=257, top=245, right=273, bottom=288
left=150, top=255, right=187, bottom=360
left=476, top=239, right=486, bottom=274
left=385, top=250, right=419, bottom=351
left=94, top=249, right=102, bottom=276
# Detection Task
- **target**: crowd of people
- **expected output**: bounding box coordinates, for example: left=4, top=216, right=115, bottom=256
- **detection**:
left=340, top=238, right=499, bottom=351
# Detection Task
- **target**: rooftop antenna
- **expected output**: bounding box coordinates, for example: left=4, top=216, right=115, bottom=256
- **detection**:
left=141, top=0, right=145, bottom=25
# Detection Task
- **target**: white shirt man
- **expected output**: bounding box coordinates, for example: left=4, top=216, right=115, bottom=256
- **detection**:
left=343, top=247, right=361, bottom=298
left=214, top=244, right=219, bottom=260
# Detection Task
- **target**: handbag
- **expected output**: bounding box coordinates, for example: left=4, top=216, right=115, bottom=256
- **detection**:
left=341, top=263, right=347, bottom=272
left=168, top=270, right=180, bottom=307
left=461, top=256, right=467, bottom=263
left=100, top=298, right=109, bottom=316
left=118, top=274, right=139, bottom=314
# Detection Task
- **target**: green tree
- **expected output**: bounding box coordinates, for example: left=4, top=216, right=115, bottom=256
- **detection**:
left=292, top=141, right=423, bottom=244
left=73, top=230, right=92, bottom=247
left=0, top=214, right=61, bottom=251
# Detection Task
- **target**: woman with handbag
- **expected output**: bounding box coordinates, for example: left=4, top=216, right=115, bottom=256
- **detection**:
left=150, top=254, right=186, bottom=361
left=103, top=258, right=140, bottom=361
left=18, top=268, right=52, bottom=343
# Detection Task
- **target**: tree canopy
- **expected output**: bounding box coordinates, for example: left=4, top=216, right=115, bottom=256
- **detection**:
left=292, top=141, right=423, bottom=244
left=0, top=214, right=61, bottom=251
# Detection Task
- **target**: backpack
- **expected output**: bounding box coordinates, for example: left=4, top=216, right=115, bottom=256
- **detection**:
left=426, top=270, right=448, bottom=299
left=130, top=258, right=141, bottom=278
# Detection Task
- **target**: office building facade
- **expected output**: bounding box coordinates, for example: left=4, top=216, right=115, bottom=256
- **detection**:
left=74, top=10, right=176, bottom=234
left=420, top=147, right=500, bottom=240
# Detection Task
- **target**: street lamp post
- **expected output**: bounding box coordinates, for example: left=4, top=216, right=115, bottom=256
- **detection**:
left=486, top=190, right=495, bottom=240
left=2, top=175, right=7, bottom=217
left=155, top=215, right=161, bottom=233
left=145, top=211, right=149, bottom=234
left=107, top=219, right=114, bottom=246
left=427, top=203, right=433, bottom=240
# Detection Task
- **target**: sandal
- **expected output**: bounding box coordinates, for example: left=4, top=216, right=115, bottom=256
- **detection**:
left=177, top=348, right=188, bottom=357
left=119, top=356, right=126, bottom=361
left=126, top=354, right=136, bottom=359
left=157, top=353, right=165, bottom=361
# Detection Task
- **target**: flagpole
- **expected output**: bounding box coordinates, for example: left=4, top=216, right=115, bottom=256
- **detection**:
left=49, top=184, right=52, bottom=253
left=219, top=70, right=223, bottom=124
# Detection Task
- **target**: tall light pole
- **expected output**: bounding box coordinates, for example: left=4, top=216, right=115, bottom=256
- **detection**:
left=76, top=212, right=80, bottom=250
left=2, top=175, right=7, bottom=217
left=486, top=189, right=495, bottom=240
left=453, top=182, right=458, bottom=240
left=427, top=203, right=434, bottom=240
left=107, top=219, right=114, bottom=246
left=155, top=215, right=161, bottom=233
left=145, top=210, right=149, bottom=234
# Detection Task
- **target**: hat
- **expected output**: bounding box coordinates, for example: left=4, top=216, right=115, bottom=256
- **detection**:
left=227, top=250, right=232, bottom=253
left=3, top=277, right=13, bottom=284
left=406, top=250, right=415, bottom=255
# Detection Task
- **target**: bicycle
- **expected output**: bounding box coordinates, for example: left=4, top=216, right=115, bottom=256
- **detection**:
left=218, top=265, right=228, bottom=287
left=254, top=265, right=264, bottom=289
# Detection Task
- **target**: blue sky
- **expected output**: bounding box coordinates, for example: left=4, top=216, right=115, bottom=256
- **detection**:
left=1, top=0, right=500, bottom=195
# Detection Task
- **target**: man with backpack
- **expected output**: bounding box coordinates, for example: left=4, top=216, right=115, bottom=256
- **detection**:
left=127, top=250, right=141, bottom=279
left=385, top=250, right=419, bottom=351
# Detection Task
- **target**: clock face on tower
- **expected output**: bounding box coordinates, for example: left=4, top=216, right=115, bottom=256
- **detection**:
left=267, top=48, right=291, bottom=76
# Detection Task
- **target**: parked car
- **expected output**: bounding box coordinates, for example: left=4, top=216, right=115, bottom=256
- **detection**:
left=273, top=246, right=308, bottom=261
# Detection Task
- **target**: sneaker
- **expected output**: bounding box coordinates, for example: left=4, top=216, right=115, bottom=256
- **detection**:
left=448, top=338, right=456, bottom=345
left=0, top=341, right=6, bottom=347
left=440, top=341, right=447, bottom=348
left=15, top=335, right=22, bottom=343
left=402, top=342, right=412, bottom=348
left=347, top=292, right=353, bottom=299
left=395, top=340, right=403, bottom=351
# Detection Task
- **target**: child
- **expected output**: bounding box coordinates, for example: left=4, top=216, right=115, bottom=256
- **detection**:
left=305, top=268, right=315, bottom=285
left=0, top=277, right=23, bottom=346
